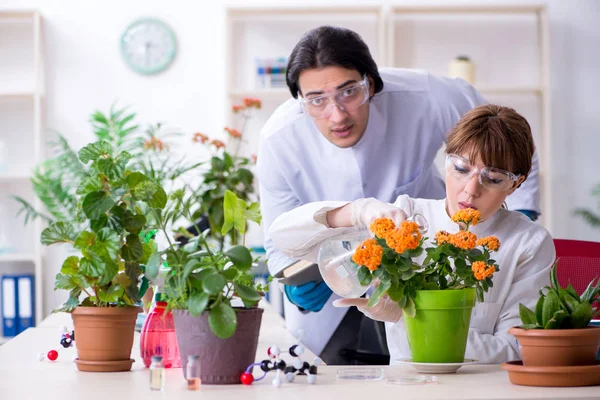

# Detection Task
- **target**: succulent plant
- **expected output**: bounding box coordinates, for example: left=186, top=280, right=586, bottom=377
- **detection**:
left=519, top=261, right=600, bottom=329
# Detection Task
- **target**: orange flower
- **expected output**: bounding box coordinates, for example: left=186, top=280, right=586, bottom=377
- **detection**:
left=399, top=221, right=419, bottom=235
left=385, top=228, right=421, bottom=255
left=243, top=98, right=262, bottom=109
left=224, top=127, right=242, bottom=138
left=143, top=136, right=167, bottom=151
left=370, top=218, right=396, bottom=239
left=352, top=238, right=383, bottom=271
left=210, top=139, right=226, bottom=149
left=472, top=261, right=495, bottom=280
left=476, top=236, right=501, bottom=252
left=449, top=231, right=477, bottom=250
left=451, top=208, right=480, bottom=226
left=232, top=105, right=246, bottom=113
left=251, top=154, right=257, bottom=164
left=434, top=230, right=451, bottom=245
left=192, top=132, right=209, bottom=144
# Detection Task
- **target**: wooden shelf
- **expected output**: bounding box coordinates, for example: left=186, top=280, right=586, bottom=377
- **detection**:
left=0, top=253, right=36, bottom=263
left=229, top=88, right=291, bottom=100
left=0, top=172, right=32, bottom=182
left=0, top=90, right=35, bottom=98
left=392, top=5, right=545, bottom=15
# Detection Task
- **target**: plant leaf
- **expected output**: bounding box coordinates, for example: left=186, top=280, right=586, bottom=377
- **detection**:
left=60, top=256, right=79, bottom=275
left=79, top=141, right=112, bottom=163
left=82, top=191, right=115, bottom=220
left=519, top=303, right=538, bottom=326
left=202, top=273, right=227, bottom=295
left=188, top=292, right=210, bottom=316
left=224, top=245, right=252, bottom=270
left=121, top=234, right=143, bottom=261
left=41, top=222, right=76, bottom=245
left=209, top=302, right=237, bottom=339
left=403, top=296, right=416, bottom=318
left=234, top=283, right=261, bottom=302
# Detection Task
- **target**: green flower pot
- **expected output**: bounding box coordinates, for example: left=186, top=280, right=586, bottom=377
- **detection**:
left=404, top=288, right=476, bottom=363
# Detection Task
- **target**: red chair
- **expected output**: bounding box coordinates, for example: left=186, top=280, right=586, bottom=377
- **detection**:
left=553, top=239, right=600, bottom=302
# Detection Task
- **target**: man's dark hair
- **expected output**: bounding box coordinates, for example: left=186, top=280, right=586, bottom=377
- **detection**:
left=286, top=26, right=384, bottom=99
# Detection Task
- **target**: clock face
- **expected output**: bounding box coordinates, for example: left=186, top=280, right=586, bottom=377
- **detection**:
left=120, top=18, right=177, bottom=75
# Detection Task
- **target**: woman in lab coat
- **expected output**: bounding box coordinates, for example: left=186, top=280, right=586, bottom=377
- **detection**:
left=258, top=26, right=541, bottom=363
left=269, top=104, right=555, bottom=364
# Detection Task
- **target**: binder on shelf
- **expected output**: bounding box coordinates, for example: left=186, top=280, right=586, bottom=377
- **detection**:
left=1, top=275, right=17, bottom=337
left=16, top=274, right=34, bottom=333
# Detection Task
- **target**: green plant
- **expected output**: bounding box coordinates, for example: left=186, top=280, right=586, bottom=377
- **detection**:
left=518, top=261, right=600, bottom=329
left=188, top=98, right=261, bottom=249
left=14, top=104, right=190, bottom=225
left=145, top=189, right=264, bottom=339
left=573, top=183, right=600, bottom=230
left=353, top=208, right=499, bottom=317
left=42, top=140, right=168, bottom=311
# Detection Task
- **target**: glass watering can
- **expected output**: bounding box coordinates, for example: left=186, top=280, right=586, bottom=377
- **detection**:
left=317, top=213, right=428, bottom=298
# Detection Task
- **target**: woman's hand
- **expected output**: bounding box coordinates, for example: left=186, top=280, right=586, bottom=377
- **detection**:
left=333, top=295, right=402, bottom=323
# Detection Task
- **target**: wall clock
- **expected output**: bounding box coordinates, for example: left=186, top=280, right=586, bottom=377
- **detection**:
left=120, top=17, right=177, bottom=75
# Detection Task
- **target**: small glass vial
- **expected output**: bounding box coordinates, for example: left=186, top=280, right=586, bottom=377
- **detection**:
left=150, top=355, right=165, bottom=391
left=186, top=355, right=201, bottom=390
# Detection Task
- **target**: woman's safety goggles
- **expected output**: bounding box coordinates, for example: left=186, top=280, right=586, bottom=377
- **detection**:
left=298, top=75, right=370, bottom=119
left=445, top=154, right=521, bottom=192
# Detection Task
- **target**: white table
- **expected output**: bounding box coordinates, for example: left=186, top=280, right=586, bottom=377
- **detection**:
left=1, top=304, right=598, bottom=400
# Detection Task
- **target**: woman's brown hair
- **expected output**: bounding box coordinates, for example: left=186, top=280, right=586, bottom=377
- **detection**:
left=445, top=104, right=534, bottom=179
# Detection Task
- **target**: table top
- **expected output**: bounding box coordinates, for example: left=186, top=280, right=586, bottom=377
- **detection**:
left=1, top=304, right=599, bottom=400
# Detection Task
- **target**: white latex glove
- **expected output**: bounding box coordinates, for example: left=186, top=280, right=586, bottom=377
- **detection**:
left=332, top=295, right=403, bottom=323
left=350, top=198, right=407, bottom=228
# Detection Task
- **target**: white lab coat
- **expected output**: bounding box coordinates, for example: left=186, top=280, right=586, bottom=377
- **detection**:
left=257, top=68, right=541, bottom=356
left=269, top=196, right=555, bottom=364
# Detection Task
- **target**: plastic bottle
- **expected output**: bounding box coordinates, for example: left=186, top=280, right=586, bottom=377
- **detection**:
left=140, top=291, right=181, bottom=368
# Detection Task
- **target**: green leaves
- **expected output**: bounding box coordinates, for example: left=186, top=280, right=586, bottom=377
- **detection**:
left=188, top=292, right=210, bottom=316
left=224, top=246, right=252, bottom=270
left=222, top=190, right=261, bottom=236
left=41, top=222, right=76, bottom=245
left=79, top=141, right=112, bottom=163
left=144, top=252, right=162, bottom=280
left=209, top=302, right=237, bottom=339
left=203, top=273, right=227, bottom=295
left=519, top=303, right=538, bottom=326
left=83, top=191, right=115, bottom=220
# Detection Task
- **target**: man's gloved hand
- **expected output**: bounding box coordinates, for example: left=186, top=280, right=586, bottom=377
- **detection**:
left=332, top=295, right=402, bottom=323
left=350, top=198, right=407, bottom=228
left=284, top=281, right=333, bottom=312
left=516, top=209, right=539, bottom=221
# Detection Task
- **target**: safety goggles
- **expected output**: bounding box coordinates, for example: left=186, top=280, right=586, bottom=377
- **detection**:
left=445, top=154, right=521, bottom=192
left=298, top=75, right=370, bottom=119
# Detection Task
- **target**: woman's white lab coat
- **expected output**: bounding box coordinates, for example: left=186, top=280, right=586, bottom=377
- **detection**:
left=269, top=196, right=555, bottom=364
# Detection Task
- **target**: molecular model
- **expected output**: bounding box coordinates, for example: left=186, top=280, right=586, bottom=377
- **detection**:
left=240, top=330, right=323, bottom=388
left=37, top=325, right=75, bottom=362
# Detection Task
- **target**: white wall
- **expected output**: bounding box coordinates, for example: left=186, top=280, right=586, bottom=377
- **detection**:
left=1, top=0, right=599, bottom=314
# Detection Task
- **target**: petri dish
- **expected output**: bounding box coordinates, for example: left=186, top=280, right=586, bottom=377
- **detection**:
left=336, top=367, right=385, bottom=380
left=386, top=375, right=438, bottom=385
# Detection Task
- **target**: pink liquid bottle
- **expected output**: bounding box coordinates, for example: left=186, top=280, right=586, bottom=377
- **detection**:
left=140, top=292, right=181, bottom=368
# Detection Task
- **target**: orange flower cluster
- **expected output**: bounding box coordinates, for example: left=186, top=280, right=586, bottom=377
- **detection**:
left=451, top=208, right=480, bottom=226
left=434, top=230, right=451, bottom=245
left=143, top=136, right=167, bottom=151
left=384, top=221, right=422, bottom=255
left=449, top=230, right=477, bottom=250
left=243, top=98, right=262, bottom=109
left=224, top=127, right=242, bottom=138
left=472, top=261, right=495, bottom=281
left=232, top=105, right=245, bottom=113
left=370, top=218, right=396, bottom=238
left=476, top=236, right=501, bottom=252
left=192, top=132, right=209, bottom=144
left=251, top=154, right=257, bottom=163
left=211, top=139, right=226, bottom=149
left=352, top=238, right=383, bottom=271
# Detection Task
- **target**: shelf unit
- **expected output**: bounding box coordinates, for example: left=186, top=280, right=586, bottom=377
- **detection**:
left=0, top=10, right=44, bottom=343
left=224, top=4, right=551, bottom=235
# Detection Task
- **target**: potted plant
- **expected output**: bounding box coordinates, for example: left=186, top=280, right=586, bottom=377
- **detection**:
left=41, top=140, right=168, bottom=372
left=508, top=262, right=600, bottom=366
left=144, top=189, right=265, bottom=384
left=352, top=209, right=499, bottom=363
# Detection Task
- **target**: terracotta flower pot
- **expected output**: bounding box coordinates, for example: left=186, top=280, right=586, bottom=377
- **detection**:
left=509, top=326, right=600, bottom=366
left=71, top=306, right=142, bottom=372
left=172, top=307, right=263, bottom=384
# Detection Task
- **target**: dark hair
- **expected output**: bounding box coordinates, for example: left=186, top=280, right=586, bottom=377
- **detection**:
left=445, top=104, right=534, bottom=179
left=286, top=26, right=384, bottom=99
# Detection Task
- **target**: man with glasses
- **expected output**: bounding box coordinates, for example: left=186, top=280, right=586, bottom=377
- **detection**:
left=256, top=26, right=541, bottom=365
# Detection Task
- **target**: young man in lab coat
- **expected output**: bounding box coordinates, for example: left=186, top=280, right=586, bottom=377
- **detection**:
left=256, top=26, right=541, bottom=364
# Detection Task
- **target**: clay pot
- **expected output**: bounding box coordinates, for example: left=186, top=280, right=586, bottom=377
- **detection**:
left=509, top=326, right=600, bottom=366
left=172, top=307, right=263, bottom=384
left=71, top=306, right=142, bottom=372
